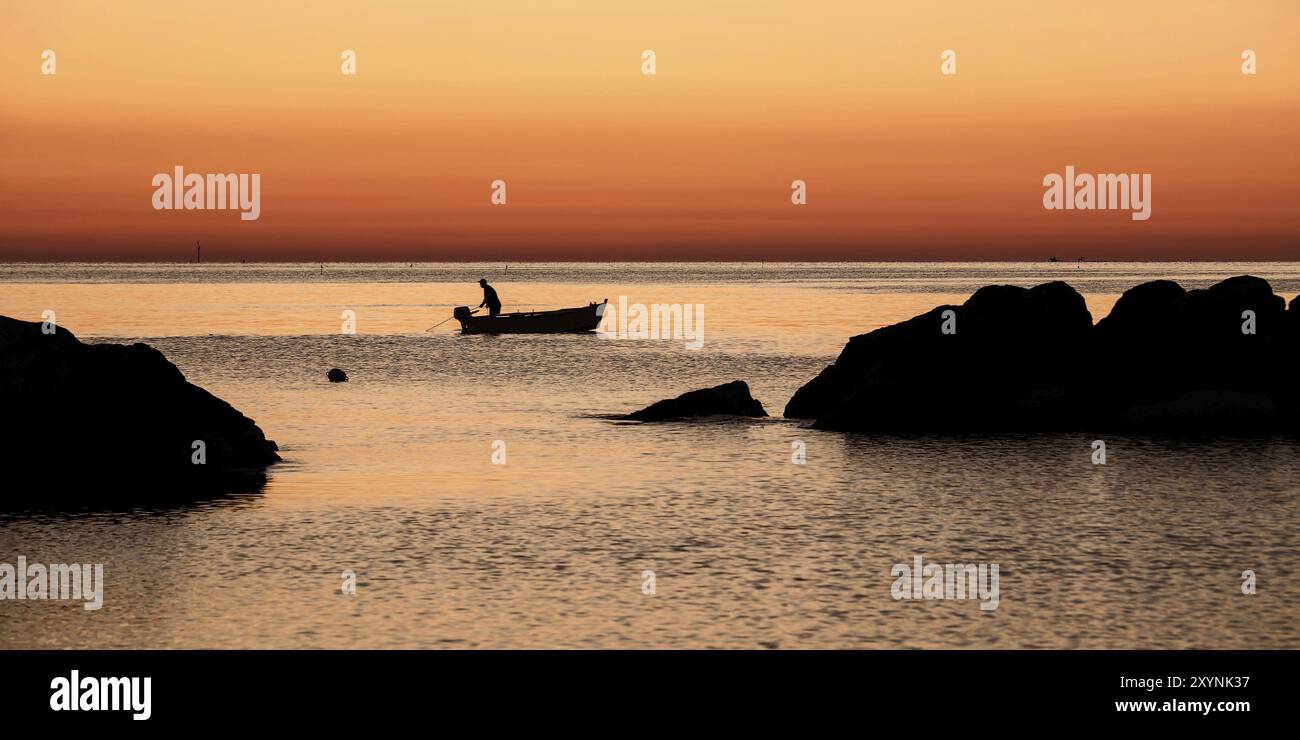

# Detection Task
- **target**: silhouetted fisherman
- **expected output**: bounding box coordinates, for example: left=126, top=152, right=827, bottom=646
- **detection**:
left=478, top=279, right=501, bottom=317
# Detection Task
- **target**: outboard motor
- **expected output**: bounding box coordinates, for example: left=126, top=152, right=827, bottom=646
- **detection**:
left=453, top=306, right=472, bottom=321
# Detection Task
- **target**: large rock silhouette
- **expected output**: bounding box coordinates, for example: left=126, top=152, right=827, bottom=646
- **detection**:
left=0, top=315, right=280, bottom=500
left=626, top=380, right=768, bottom=421
left=786, top=281, right=1092, bottom=432
left=786, top=276, right=1299, bottom=434
left=1090, top=275, right=1292, bottom=425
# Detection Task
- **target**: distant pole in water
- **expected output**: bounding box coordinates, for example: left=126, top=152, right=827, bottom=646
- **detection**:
left=196, top=241, right=201, bottom=264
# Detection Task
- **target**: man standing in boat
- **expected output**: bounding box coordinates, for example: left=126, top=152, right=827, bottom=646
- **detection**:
left=478, top=278, right=502, bottom=317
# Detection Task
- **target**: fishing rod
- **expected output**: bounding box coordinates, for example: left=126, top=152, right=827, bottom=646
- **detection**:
left=425, top=308, right=477, bottom=332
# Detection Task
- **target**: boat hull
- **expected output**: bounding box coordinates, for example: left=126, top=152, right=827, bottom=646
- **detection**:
left=456, top=301, right=607, bottom=334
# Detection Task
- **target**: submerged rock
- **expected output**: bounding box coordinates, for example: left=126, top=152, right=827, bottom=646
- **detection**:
left=0, top=315, right=280, bottom=501
left=327, top=368, right=348, bottom=382
left=786, top=276, right=1299, bottom=434
left=626, top=380, right=768, bottom=421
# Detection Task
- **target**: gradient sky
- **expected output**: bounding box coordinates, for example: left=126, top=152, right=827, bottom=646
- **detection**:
left=2, top=1, right=1297, bottom=261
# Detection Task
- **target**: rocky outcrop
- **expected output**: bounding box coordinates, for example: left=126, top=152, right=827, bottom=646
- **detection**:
left=625, top=380, right=768, bottom=421
left=786, top=276, right=1299, bottom=434
left=786, top=281, right=1092, bottom=432
left=0, top=315, right=280, bottom=500
left=327, top=368, right=348, bottom=382
left=1090, top=275, right=1292, bottom=425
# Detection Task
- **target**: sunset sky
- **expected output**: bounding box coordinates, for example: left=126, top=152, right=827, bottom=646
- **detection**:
left=1, top=1, right=1297, bottom=261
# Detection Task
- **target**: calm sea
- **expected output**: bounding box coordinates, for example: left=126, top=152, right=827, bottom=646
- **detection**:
left=1, top=262, right=1298, bottom=648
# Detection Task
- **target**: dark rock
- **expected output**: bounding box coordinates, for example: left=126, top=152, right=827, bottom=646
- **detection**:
left=786, top=275, right=1299, bottom=435
left=1288, top=293, right=1300, bottom=353
left=1275, top=294, right=1300, bottom=420
left=784, top=304, right=957, bottom=421
left=1185, top=276, right=1288, bottom=388
left=1094, top=279, right=1187, bottom=338
left=0, top=315, right=280, bottom=501
left=1116, top=390, right=1280, bottom=434
left=626, top=380, right=767, bottom=421
left=1091, top=276, right=1289, bottom=419
left=1090, top=279, right=1189, bottom=410
left=1288, top=294, right=1300, bottom=342
left=327, top=368, right=348, bottom=382
left=788, top=281, right=1092, bottom=432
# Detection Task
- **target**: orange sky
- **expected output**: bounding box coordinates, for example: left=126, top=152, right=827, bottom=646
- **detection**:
left=1, top=1, right=1297, bottom=261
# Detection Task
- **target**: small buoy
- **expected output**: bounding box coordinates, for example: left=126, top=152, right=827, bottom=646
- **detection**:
left=327, top=368, right=348, bottom=383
